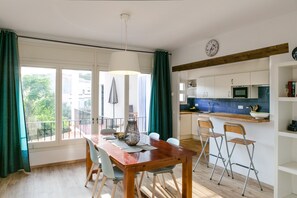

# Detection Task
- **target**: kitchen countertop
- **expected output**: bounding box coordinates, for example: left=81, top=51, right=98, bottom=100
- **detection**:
left=180, top=111, right=269, bottom=123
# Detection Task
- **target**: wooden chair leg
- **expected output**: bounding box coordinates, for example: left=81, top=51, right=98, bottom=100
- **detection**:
left=152, top=175, right=157, bottom=198
left=92, top=167, right=101, bottom=198
left=139, top=171, right=145, bottom=188
left=111, top=182, right=117, bottom=198
left=96, top=176, right=107, bottom=198
left=135, top=178, right=142, bottom=198
left=171, top=173, right=181, bottom=198
left=85, top=163, right=94, bottom=187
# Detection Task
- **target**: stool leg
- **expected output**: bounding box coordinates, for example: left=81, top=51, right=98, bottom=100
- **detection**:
left=245, top=143, right=263, bottom=194
left=218, top=142, right=236, bottom=185
left=193, top=137, right=209, bottom=172
left=201, top=137, right=209, bottom=168
left=210, top=136, right=229, bottom=180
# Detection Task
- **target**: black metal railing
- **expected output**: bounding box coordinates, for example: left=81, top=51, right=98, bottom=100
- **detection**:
left=26, top=116, right=147, bottom=143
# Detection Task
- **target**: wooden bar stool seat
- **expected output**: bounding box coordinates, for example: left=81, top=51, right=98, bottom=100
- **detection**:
left=228, top=138, right=255, bottom=145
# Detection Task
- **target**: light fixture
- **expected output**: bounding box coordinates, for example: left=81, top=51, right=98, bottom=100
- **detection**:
left=109, top=13, right=140, bottom=75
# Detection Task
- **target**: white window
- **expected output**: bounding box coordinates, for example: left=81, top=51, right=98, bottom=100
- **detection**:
left=179, top=82, right=187, bottom=104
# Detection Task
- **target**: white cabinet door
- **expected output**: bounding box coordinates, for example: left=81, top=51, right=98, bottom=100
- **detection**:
left=251, top=70, right=269, bottom=85
left=196, top=76, right=214, bottom=98
left=204, top=76, right=214, bottom=98
left=214, top=74, right=232, bottom=98
left=180, top=114, right=192, bottom=139
left=231, top=72, right=250, bottom=86
left=191, top=113, right=199, bottom=136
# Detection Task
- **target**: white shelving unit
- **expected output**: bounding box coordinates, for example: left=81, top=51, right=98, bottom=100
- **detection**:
left=275, top=61, right=297, bottom=198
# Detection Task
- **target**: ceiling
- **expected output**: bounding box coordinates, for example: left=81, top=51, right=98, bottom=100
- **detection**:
left=1, top=0, right=297, bottom=51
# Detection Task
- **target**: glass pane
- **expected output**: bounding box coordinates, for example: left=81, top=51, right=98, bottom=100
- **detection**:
left=179, top=93, right=185, bottom=102
left=179, top=83, right=185, bottom=91
left=21, top=67, right=56, bottom=142
left=98, top=72, right=125, bottom=132
left=62, top=70, right=92, bottom=139
left=129, top=74, right=151, bottom=133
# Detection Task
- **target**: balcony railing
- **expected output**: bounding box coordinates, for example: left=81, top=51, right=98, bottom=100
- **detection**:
left=26, top=116, right=147, bottom=143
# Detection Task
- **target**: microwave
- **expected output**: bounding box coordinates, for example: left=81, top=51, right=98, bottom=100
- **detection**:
left=232, top=86, right=248, bottom=98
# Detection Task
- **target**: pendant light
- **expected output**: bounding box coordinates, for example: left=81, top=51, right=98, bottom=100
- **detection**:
left=109, top=13, right=140, bottom=75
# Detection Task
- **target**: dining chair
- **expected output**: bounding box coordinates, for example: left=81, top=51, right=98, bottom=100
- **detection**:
left=100, top=128, right=116, bottom=135
left=85, top=138, right=102, bottom=198
left=96, top=147, right=142, bottom=198
left=139, top=137, right=181, bottom=198
left=140, top=132, right=160, bottom=180
left=149, top=132, right=160, bottom=140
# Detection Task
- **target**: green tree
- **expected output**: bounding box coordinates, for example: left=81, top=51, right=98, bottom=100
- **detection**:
left=22, top=74, right=55, bottom=122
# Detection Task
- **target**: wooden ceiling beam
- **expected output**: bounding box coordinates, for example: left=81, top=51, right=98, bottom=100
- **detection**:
left=172, top=43, right=289, bottom=72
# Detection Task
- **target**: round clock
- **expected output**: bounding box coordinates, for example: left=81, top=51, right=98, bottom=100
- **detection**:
left=205, top=39, right=219, bottom=57
left=292, top=47, right=297, bottom=61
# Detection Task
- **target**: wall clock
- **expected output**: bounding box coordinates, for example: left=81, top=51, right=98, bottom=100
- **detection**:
left=205, top=39, right=219, bottom=57
left=292, top=47, right=297, bottom=60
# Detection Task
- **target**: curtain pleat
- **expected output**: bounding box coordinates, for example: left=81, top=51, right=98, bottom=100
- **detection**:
left=148, top=51, right=172, bottom=140
left=0, top=29, right=31, bottom=177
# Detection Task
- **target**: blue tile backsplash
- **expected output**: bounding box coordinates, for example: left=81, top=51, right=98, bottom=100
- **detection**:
left=180, top=87, right=269, bottom=115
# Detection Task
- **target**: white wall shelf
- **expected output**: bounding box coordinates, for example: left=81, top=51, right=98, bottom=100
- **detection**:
left=279, top=97, right=297, bottom=102
left=279, top=131, right=297, bottom=138
left=279, top=162, right=297, bottom=176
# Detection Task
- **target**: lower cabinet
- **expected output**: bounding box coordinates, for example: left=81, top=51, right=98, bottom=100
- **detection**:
left=180, top=113, right=192, bottom=139
left=191, top=113, right=199, bottom=139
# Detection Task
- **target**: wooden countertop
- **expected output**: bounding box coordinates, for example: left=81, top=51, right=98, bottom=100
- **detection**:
left=180, top=111, right=269, bottom=123
left=198, top=112, right=270, bottom=123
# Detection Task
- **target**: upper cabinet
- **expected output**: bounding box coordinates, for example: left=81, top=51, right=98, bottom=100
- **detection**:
left=196, top=76, right=214, bottom=98
left=231, top=72, right=250, bottom=86
left=251, top=70, right=269, bottom=85
left=214, top=74, right=232, bottom=98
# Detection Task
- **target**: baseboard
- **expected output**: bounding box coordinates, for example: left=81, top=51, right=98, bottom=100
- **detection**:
left=31, top=158, right=86, bottom=169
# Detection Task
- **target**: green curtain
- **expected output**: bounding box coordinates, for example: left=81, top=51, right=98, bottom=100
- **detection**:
left=148, top=51, right=172, bottom=140
left=0, top=30, right=31, bottom=177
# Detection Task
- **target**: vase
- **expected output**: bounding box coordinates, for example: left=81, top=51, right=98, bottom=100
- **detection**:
left=124, top=120, right=140, bottom=146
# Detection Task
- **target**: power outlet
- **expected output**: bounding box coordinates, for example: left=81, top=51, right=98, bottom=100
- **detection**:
left=238, top=105, right=244, bottom=109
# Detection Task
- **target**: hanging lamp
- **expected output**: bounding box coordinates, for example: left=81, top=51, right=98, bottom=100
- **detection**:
left=109, top=13, right=140, bottom=75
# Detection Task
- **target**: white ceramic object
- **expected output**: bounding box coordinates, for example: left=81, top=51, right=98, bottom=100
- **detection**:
left=250, top=112, right=269, bottom=119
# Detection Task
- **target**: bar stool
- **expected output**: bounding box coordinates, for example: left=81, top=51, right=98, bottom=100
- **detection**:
left=218, top=122, right=263, bottom=196
left=193, top=117, right=229, bottom=180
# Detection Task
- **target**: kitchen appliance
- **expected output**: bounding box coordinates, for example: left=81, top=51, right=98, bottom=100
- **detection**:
left=232, top=86, right=248, bottom=98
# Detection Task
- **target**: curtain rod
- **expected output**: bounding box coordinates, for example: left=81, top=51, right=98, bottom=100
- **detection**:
left=18, top=35, right=157, bottom=54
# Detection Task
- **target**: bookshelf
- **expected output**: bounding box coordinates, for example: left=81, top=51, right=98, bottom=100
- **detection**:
left=275, top=61, right=297, bottom=198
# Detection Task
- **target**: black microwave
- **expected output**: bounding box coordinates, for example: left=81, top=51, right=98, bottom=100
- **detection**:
left=232, top=87, right=248, bottom=98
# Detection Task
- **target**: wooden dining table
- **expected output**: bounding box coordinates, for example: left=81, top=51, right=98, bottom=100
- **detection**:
left=84, top=134, right=196, bottom=198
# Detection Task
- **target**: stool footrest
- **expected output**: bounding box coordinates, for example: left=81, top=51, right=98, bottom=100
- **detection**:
left=231, top=163, right=258, bottom=173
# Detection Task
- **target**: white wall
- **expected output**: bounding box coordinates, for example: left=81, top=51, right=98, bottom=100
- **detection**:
left=19, top=38, right=153, bottom=166
left=171, top=11, right=297, bottom=186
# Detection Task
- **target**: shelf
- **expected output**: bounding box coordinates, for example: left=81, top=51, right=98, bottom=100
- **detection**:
left=279, top=162, right=297, bottom=175
left=283, top=194, right=297, bottom=198
left=279, top=131, right=297, bottom=138
left=278, top=61, right=297, bottom=68
left=278, top=97, right=297, bottom=102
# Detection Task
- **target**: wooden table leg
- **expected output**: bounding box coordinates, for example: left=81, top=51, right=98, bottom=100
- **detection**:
left=86, top=140, right=92, bottom=177
left=182, top=156, right=192, bottom=198
left=123, top=169, right=135, bottom=198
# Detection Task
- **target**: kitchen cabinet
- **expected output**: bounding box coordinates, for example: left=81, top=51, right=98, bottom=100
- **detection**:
left=231, top=72, right=250, bottom=86
left=251, top=70, right=269, bottom=85
left=191, top=113, right=199, bottom=138
left=214, top=74, right=232, bottom=98
left=180, top=113, right=192, bottom=140
left=196, top=76, right=214, bottom=98
left=274, top=61, right=297, bottom=198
